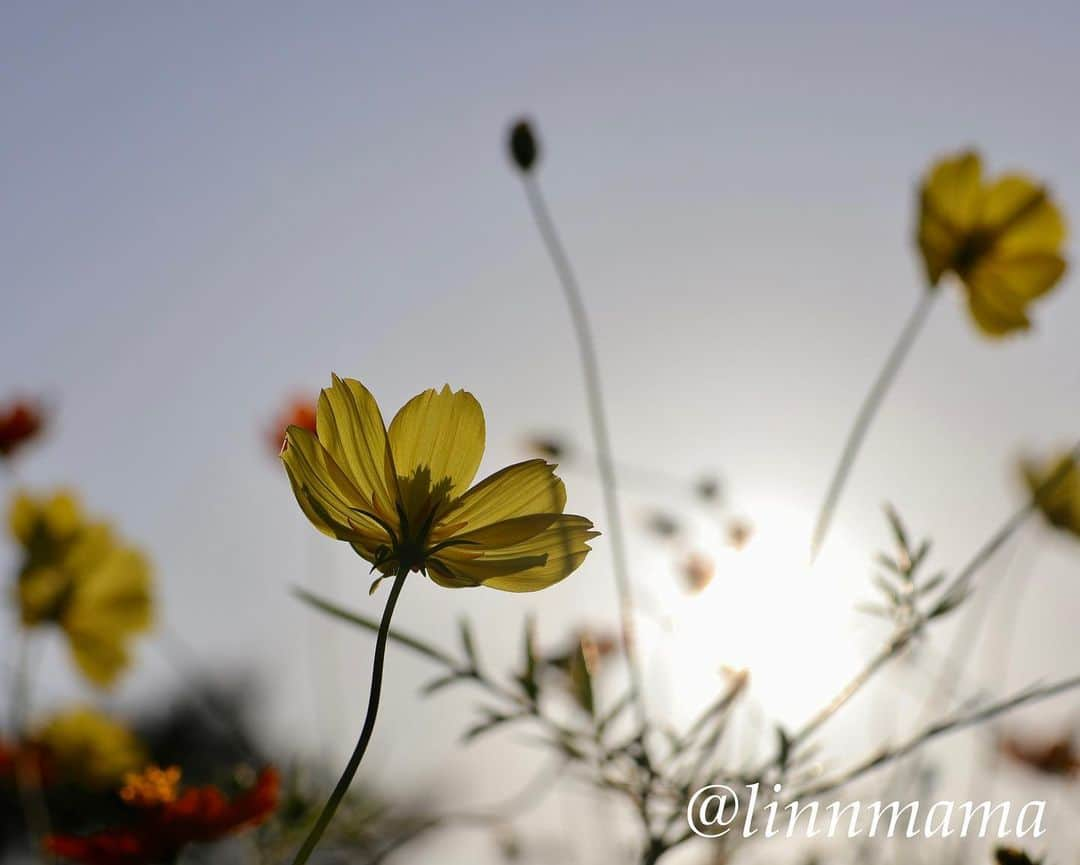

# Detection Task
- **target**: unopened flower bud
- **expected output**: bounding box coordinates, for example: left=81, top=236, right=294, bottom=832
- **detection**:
left=508, top=119, right=539, bottom=173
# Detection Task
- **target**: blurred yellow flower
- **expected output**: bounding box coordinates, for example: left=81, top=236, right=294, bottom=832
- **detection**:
left=32, top=707, right=146, bottom=789
left=281, top=376, right=597, bottom=591
left=8, top=489, right=154, bottom=687
left=1021, top=452, right=1080, bottom=536
left=917, top=150, right=1067, bottom=336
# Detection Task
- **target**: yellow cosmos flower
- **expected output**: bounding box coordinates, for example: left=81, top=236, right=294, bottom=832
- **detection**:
left=1021, top=451, right=1080, bottom=537
left=32, top=707, right=146, bottom=789
left=8, top=489, right=154, bottom=687
left=917, top=150, right=1068, bottom=337
left=281, top=376, right=597, bottom=591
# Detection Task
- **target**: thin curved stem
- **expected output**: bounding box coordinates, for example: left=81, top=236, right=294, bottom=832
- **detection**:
left=290, top=566, right=408, bottom=865
left=793, top=672, right=1080, bottom=799
left=520, top=174, right=646, bottom=727
left=810, top=290, right=936, bottom=563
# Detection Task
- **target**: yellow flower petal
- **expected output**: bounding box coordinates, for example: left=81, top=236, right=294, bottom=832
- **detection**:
left=316, top=376, right=399, bottom=521
left=433, top=515, right=598, bottom=592
left=9, top=491, right=37, bottom=545
left=966, top=286, right=1030, bottom=337
left=17, top=567, right=70, bottom=625
left=965, top=253, right=1066, bottom=337
left=281, top=425, right=388, bottom=545
left=924, top=151, right=982, bottom=232
left=8, top=489, right=82, bottom=546
left=389, top=385, right=485, bottom=516
left=436, top=459, right=566, bottom=538
left=976, top=253, right=1066, bottom=302
left=917, top=202, right=959, bottom=286
left=32, top=708, right=146, bottom=789
left=64, top=546, right=154, bottom=635
left=917, top=151, right=983, bottom=284
left=979, top=177, right=1066, bottom=257
left=1022, top=453, right=1080, bottom=536
left=452, top=512, right=562, bottom=547
left=63, top=545, right=152, bottom=689
left=65, top=630, right=129, bottom=688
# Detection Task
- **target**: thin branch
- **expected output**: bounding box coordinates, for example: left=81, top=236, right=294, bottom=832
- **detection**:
left=794, top=673, right=1080, bottom=799
left=786, top=445, right=1080, bottom=755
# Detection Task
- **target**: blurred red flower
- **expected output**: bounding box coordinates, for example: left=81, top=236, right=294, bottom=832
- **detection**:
left=0, top=399, right=45, bottom=459
left=45, top=765, right=279, bottom=865
left=0, top=738, right=52, bottom=784
left=267, top=396, right=317, bottom=456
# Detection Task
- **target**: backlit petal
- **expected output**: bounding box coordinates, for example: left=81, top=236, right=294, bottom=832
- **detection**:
left=65, top=547, right=153, bottom=635
left=979, top=176, right=1066, bottom=257
left=436, top=459, right=566, bottom=539
left=923, top=151, right=982, bottom=231
left=65, top=631, right=129, bottom=688
left=281, top=425, right=387, bottom=544
left=451, top=513, right=562, bottom=547
left=433, top=515, right=597, bottom=592
left=965, top=281, right=1031, bottom=337
left=917, top=151, right=983, bottom=286
left=316, top=376, right=399, bottom=520
left=389, top=386, right=485, bottom=510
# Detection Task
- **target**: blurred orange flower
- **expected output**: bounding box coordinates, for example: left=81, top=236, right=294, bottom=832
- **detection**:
left=267, top=396, right=317, bottom=456
left=0, top=399, right=45, bottom=459
left=0, top=738, right=49, bottom=783
left=681, top=552, right=715, bottom=593
left=46, top=765, right=279, bottom=865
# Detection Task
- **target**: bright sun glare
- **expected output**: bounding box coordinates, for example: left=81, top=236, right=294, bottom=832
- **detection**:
left=641, top=497, right=872, bottom=733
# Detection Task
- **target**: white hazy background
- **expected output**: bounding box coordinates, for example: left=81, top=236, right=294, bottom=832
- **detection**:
left=3, top=2, right=1079, bottom=862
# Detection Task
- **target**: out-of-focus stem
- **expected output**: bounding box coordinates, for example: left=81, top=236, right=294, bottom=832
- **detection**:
left=520, top=174, right=646, bottom=727
left=810, top=291, right=936, bottom=563
left=10, top=631, right=53, bottom=862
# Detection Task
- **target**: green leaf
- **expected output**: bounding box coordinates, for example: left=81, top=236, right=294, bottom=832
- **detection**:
left=422, top=674, right=463, bottom=695
left=292, top=587, right=455, bottom=667
left=884, top=504, right=909, bottom=554
left=463, top=708, right=518, bottom=742
left=568, top=642, right=595, bottom=717
left=519, top=615, right=539, bottom=702
left=459, top=617, right=479, bottom=670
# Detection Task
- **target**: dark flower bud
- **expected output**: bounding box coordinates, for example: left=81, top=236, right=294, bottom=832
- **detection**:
left=695, top=475, right=722, bottom=503
left=645, top=511, right=680, bottom=539
left=524, top=434, right=567, bottom=461
left=995, top=848, right=1040, bottom=865
left=508, top=119, right=539, bottom=174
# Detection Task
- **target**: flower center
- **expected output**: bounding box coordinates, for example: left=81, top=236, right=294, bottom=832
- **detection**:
left=953, top=229, right=995, bottom=275
left=120, top=764, right=182, bottom=807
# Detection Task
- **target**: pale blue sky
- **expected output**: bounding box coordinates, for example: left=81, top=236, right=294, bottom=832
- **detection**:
left=3, top=3, right=1080, bottom=861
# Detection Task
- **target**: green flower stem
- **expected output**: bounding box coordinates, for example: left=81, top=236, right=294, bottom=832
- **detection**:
left=810, top=290, right=937, bottom=563
left=290, top=566, right=408, bottom=865
left=521, top=173, right=647, bottom=727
